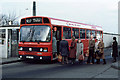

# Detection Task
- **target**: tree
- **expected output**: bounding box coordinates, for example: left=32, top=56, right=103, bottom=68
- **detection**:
left=0, top=12, right=19, bottom=26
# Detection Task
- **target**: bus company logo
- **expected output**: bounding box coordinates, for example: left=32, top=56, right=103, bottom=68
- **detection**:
left=92, top=26, right=96, bottom=29
left=33, top=18, right=41, bottom=22
left=66, top=22, right=81, bottom=27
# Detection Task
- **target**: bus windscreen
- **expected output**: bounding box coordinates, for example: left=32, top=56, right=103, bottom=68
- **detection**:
left=20, top=25, right=51, bottom=42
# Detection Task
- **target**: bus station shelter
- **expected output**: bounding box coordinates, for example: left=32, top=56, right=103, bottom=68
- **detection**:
left=0, top=25, right=19, bottom=58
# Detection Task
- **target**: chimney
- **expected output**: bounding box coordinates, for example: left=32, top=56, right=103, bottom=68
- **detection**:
left=33, top=1, right=36, bottom=16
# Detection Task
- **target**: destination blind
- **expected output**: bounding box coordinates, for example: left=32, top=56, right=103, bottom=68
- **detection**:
left=26, top=17, right=42, bottom=24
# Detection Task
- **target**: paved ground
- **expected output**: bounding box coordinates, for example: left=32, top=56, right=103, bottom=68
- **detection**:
left=2, top=57, right=120, bottom=79
left=1, top=57, right=23, bottom=65
left=1, top=47, right=120, bottom=79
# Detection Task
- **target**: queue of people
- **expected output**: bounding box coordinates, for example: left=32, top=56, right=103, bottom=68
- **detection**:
left=59, top=35, right=118, bottom=65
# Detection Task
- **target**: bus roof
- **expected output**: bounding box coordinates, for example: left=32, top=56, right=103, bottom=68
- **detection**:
left=50, top=17, right=102, bottom=31
left=21, top=16, right=103, bottom=31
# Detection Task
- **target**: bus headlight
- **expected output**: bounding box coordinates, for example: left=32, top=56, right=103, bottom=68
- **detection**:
left=29, top=48, right=32, bottom=51
left=19, top=47, right=23, bottom=51
left=39, top=48, right=48, bottom=52
left=40, top=48, right=43, bottom=52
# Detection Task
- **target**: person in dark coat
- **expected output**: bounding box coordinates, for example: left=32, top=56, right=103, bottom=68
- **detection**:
left=59, top=36, right=69, bottom=64
left=69, top=36, right=77, bottom=64
left=87, top=35, right=95, bottom=64
left=112, top=37, right=118, bottom=62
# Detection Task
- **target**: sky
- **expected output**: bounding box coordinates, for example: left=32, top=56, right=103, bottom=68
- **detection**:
left=0, top=0, right=119, bottom=33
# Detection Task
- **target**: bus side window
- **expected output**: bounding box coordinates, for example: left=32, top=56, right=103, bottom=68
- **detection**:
left=92, top=30, right=96, bottom=39
left=86, top=30, right=91, bottom=39
left=72, top=28, right=79, bottom=39
left=100, top=31, right=103, bottom=38
left=80, top=29, right=85, bottom=39
left=97, top=31, right=101, bottom=39
left=63, top=27, right=71, bottom=39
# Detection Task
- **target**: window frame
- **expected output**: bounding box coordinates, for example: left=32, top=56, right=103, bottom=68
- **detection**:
left=86, top=29, right=91, bottom=39
left=80, top=28, right=86, bottom=39
left=72, top=28, right=79, bottom=39
left=63, top=27, right=71, bottom=39
left=91, top=30, right=96, bottom=39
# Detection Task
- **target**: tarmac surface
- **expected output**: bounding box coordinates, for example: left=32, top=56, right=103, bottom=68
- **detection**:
left=1, top=47, right=120, bottom=79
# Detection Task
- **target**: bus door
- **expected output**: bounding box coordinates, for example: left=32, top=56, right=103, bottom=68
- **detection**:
left=53, top=26, right=62, bottom=55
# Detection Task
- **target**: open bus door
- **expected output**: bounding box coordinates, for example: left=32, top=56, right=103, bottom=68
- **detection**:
left=53, top=26, right=62, bottom=58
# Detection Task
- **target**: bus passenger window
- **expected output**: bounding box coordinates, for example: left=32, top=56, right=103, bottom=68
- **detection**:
left=72, top=28, right=79, bottom=39
left=92, top=30, right=96, bottom=39
left=80, top=29, right=85, bottom=39
left=100, top=31, right=103, bottom=38
left=86, top=30, right=91, bottom=39
left=96, top=31, right=100, bottom=39
left=63, top=27, right=71, bottom=39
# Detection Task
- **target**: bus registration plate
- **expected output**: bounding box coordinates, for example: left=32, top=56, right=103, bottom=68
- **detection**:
left=26, top=56, right=34, bottom=59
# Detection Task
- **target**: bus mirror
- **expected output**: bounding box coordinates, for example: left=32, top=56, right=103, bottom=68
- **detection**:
left=54, top=27, right=57, bottom=31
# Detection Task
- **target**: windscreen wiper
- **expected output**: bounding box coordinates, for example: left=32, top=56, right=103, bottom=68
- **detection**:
left=35, top=40, right=42, bottom=44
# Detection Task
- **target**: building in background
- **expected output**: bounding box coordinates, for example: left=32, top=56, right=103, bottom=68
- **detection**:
left=118, top=2, right=120, bottom=45
left=0, top=25, right=19, bottom=58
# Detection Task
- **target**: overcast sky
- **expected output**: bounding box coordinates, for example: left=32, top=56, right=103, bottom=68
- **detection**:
left=0, top=0, right=119, bottom=33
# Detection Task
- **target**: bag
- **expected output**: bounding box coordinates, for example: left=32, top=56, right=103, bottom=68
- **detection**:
left=96, top=50, right=103, bottom=57
left=70, top=46, right=74, bottom=49
left=93, top=53, right=96, bottom=58
left=86, top=50, right=89, bottom=57
left=58, top=54, right=62, bottom=62
left=79, top=55, right=84, bottom=60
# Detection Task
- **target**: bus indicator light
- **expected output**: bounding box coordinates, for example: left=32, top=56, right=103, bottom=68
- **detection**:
left=43, top=48, right=48, bottom=52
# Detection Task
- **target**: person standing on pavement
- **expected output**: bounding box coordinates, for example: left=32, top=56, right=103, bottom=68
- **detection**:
left=112, top=37, right=118, bottom=62
left=69, top=36, right=77, bottom=64
left=95, top=39, right=100, bottom=64
left=59, top=36, right=69, bottom=64
left=76, top=39, right=84, bottom=63
left=96, top=39, right=106, bottom=64
left=87, top=35, right=95, bottom=64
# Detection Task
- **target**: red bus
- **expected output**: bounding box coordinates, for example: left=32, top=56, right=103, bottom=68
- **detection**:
left=19, top=16, right=103, bottom=61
